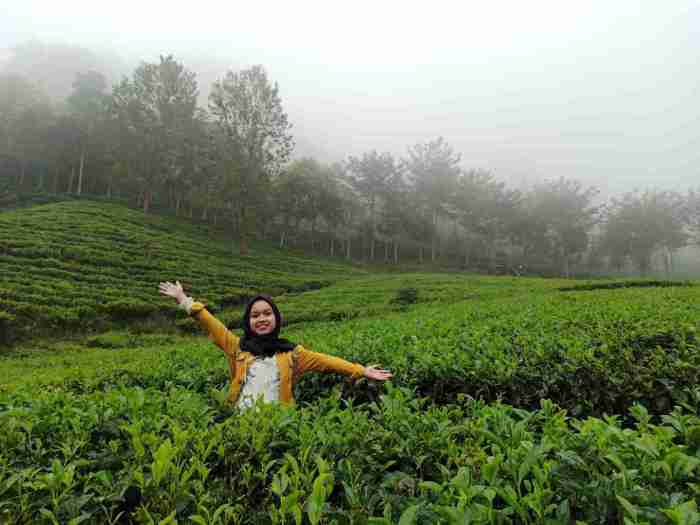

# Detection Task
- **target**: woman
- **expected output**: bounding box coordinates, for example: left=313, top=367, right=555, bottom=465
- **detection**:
left=159, top=281, right=392, bottom=408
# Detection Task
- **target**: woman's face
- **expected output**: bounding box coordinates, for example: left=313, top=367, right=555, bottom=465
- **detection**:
left=249, top=300, right=276, bottom=336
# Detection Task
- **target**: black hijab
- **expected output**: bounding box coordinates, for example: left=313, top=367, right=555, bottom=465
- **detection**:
left=239, top=295, right=296, bottom=358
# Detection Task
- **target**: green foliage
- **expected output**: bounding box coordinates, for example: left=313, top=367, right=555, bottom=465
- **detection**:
left=559, top=279, right=694, bottom=292
left=391, top=287, right=418, bottom=307
left=1, top=247, right=699, bottom=522
left=0, top=200, right=365, bottom=344
left=601, top=190, right=688, bottom=274
left=0, top=311, right=16, bottom=344
left=1, top=382, right=700, bottom=524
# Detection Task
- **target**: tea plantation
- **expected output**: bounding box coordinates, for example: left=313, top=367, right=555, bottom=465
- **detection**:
left=0, top=200, right=367, bottom=344
left=1, top=201, right=700, bottom=524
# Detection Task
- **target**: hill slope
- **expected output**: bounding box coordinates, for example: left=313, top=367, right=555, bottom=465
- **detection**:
left=1, top=272, right=699, bottom=522
left=0, top=200, right=365, bottom=343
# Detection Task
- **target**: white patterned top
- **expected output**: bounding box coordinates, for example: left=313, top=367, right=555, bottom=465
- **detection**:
left=237, top=356, right=281, bottom=409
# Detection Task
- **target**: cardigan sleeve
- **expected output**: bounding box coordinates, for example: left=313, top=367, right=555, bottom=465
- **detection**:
left=187, top=301, right=239, bottom=358
left=296, top=346, right=365, bottom=379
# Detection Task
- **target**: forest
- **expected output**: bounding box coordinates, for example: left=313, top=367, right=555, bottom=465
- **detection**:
left=1, top=41, right=699, bottom=277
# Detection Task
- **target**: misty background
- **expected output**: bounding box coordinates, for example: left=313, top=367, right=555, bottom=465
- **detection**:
left=3, top=1, right=699, bottom=193
left=1, top=1, right=699, bottom=276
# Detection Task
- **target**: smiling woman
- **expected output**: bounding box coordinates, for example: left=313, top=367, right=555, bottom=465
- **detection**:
left=158, top=281, right=392, bottom=409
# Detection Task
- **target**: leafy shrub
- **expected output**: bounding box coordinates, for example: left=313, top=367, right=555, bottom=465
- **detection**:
left=391, top=287, right=418, bottom=306
left=0, top=200, right=363, bottom=343
left=1, top=384, right=699, bottom=524
left=0, top=310, right=16, bottom=345
left=85, top=331, right=134, bottom=349
left=559, top=279, right=694, bottom=292
left=100, top=300, right=160, bottom=321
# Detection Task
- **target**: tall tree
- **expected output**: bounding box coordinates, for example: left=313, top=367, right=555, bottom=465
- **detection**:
left=0, top=74, right=36, bottom=157
left=315, top=164, right=344, bottom=256
left=209, top=65, right=293, bottom=256
left=686, top=188, right=700, bottom=246
left=274, top=161, right=312, bottom=248
left=110, top=55, right=199, bottom=212
left=0, top=74, right=52, bottom=188
left=45, top=114, right=80, bottom=193
left=405, top=137, right=461, bottom=262
left=67, top=70, right=108, bottom=195
left=345, top=151, right=398, bottom=261
left=529, top=178, right=599, bottom=277
left=298, top=159, right=343, bottom=253
left=378, top=166, right=410, bottom=264
left=601, top=190, right=687, bottom=275
left=455, top=169, right=520, bottom=270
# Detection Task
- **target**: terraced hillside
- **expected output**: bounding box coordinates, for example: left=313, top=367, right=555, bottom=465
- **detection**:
left=2, top=200, right=700, bottom=523
left=2, top=275, right=700, bottom=523
left=0, top=200, right=366, bottom=343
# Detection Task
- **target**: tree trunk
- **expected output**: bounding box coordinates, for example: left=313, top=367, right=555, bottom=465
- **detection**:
left=18, top=162, right=26, bottom=190
left=669, top=249, right=675, bottom=274
left=394, top=240, right=399, bottom=264
left=488, top=243, right=496, bottom=273
left=279, top=231, right=286, bottom=249
left=346, top=238, right=351, bottom=260
left=369, top=197, right=376, bottom=262
left=143, top=189, right=151, bottom=213
left=384, top=241, right=389, bottom=262
left=239, top=205, right=249, bottom=256
left=311, top=219, right=316, bottom=254
left=175, top=195, right=181, bottom=216
left=419, top=246, right=424, bottom=264
left=68, top=165, right=75, bottom=193
left=77, top=149, right=85, bottom=196
left=431, top=209, right=438, bottom=262
left=53, top=167, right=59, bottom=194
left=330, top=237, right=334, bottom=257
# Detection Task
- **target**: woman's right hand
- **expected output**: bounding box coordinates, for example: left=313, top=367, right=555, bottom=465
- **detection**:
left=159, top=280, right=186, bottom=304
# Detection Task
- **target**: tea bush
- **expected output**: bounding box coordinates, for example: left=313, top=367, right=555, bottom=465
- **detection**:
left=558, top=280, right=694, bottom=292
left=0, top=278, right=698, bottom=523
left=2, top=201, right=700, bottom=523
left=391, top=288, right=419, bottom=307
left=1, top=383, right=699, bottom=524
left=0, top=200, right=367, bottom=344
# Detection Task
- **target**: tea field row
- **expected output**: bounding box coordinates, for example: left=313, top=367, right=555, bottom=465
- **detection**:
left=0, top=201, right=366, bottom=343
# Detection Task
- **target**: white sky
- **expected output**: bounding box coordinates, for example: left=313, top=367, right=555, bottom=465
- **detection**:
left=2, top=0, right=699, bottom=195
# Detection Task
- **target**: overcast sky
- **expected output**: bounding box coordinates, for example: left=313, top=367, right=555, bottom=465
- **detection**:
left=3, top=0, right=699, bottom=195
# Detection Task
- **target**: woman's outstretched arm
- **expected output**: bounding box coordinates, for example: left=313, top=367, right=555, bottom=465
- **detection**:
left=296, top=347, right=392, bottom=381
left=159, top=280, right=239, bottom=357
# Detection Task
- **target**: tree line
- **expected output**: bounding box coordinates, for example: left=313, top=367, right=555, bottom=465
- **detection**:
left=1, top=53, right=699, bottom=276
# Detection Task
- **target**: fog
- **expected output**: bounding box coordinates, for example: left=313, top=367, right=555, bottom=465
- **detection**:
left=3, top=0, right=699, bottom=195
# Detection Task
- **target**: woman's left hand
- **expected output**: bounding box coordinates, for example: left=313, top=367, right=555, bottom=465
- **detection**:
left=364, top=367, right=393, bottom=381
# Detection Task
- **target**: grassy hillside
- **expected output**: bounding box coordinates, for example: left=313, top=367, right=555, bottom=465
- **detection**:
left=2, top=199, right=700, bottom=523
left=0, top=200, right=367, bottom=343
left=1, top=276, right=699, bottom=523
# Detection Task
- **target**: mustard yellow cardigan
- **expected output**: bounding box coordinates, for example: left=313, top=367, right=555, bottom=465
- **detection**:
left=190, top=302, right=366, bottom=405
